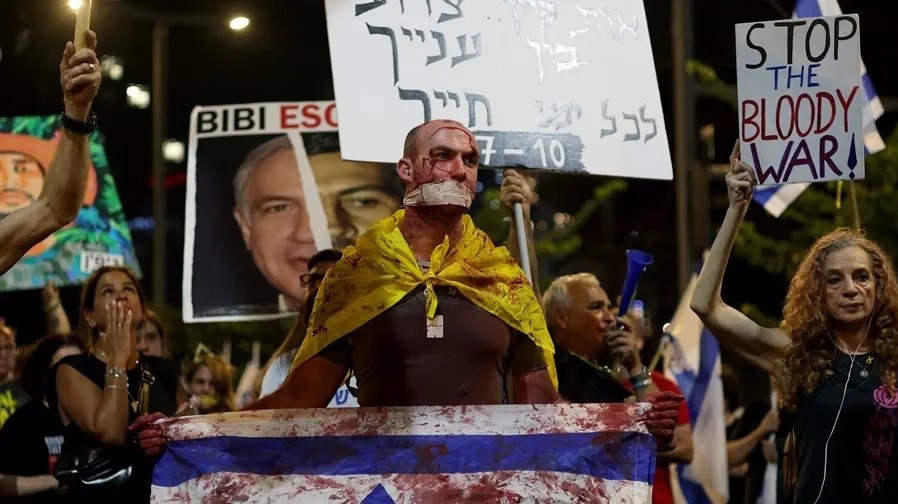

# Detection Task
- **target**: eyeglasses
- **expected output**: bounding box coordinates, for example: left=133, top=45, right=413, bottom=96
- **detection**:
left=0, top=345, right=18, bottom=355
left=299, top=273, right=325, bottom=288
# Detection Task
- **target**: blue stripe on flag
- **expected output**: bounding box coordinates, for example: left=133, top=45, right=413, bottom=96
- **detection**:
left=751, top=187, right=776, bottom=206
left=153, top=431, right=656, bottom=488
left=686, top=328, right=720, bottom=424
left=862, top=74, right=877, bottom=103
left=794, top=0, right=822, bottom=17
left=678, top=465, right=716, bottom=504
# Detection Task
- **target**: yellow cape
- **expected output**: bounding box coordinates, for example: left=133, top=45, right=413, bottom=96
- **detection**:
left=290, top=209, right=557, bottom=389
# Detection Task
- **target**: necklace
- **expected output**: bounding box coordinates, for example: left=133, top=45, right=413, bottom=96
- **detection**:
left=567, top=350, right=615, bottom=377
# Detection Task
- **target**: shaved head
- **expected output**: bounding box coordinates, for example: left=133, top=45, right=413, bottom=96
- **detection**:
left=402, top=119, right=473, bottom=158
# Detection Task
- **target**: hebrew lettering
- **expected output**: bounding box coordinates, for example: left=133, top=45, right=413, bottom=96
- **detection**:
left=451, top=33, right=482, bottom=67
left=355, top=0, right=386, bottom=16
left=367, top=24, right=400, bottom=85
left=465, top=92, right=492, bottom=128
left=570, top=6, right=599, bottom=38
left=597, top=7, right=616, bottom=39
left=639, top=106, right=657, bottom=142
left=426, top=30, right=447, bottom=65
left=618, top=15, right=638, bottom=40
left=538, top=102, right=582, bottom=131
left=622, top=111, right=640, bottom=141
left=553, top=44, right=586, bottom=72
left=438, top=0, right=463, bottom=23
left=399, top=88, right=432, bottom=122
left=527, top=39, right=545, bottom=84
left=600, top=99, right=617, bottom=137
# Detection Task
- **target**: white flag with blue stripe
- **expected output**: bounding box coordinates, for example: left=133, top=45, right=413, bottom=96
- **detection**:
left=151, top=404, right=657, bottom=503
left=752, top=0, right=885, bottom=217
left=664, top=270, right=729, bottom=504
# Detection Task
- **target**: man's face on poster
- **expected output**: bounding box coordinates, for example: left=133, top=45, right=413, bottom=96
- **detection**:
left=234, top=147, right=400, bottom=309
left=0, top=152, right=45, bottom=217
left=311, top=152, right=401, bottom=249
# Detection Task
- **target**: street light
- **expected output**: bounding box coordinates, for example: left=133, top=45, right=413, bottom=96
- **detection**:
left=229, top=16, right=250, bottom=31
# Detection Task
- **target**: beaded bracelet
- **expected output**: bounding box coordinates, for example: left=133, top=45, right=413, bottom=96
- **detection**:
left=105, top=384, right=128, bottom=393
left=105, top=367, right=127, bottom=381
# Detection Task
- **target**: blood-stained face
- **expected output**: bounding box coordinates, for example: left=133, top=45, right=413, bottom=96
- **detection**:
left=397, top=120, right=478, bottom=213
left=0, top=152, right=45, bottom=217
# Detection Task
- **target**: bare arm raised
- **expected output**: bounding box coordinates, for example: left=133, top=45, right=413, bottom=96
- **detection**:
left=0, top=31, right=101, bottom=275
left=689, top=142, right=789, bottom=383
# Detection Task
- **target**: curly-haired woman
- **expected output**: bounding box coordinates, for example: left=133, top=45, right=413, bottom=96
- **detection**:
left=690, top=142, right=898, bottom=504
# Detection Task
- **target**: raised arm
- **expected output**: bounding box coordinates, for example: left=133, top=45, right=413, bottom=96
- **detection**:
left=728, top=409, right=779, bottom=468
left=500, top=169, right=541, bottom=299
left=42, top=283, right=72, bottom=335
left=0, top=32, right=101, bottom=275
left=689, top=142, right=789, bottom=382
left=56, top=302, right=132, bottom=446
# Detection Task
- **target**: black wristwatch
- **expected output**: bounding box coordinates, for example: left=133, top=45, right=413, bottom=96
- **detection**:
left=60, top=110, right=97, bottom=135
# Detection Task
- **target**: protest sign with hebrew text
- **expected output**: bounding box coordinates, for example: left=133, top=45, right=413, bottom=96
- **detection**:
left=326, top=0, right=672, bottom=180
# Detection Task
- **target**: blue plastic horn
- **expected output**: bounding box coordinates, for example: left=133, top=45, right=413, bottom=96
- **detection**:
left=617, top=249, right=654, bottom=317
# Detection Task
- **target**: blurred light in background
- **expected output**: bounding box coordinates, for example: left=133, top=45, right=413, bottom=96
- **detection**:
left=229, top=16, right=250, bottom=31
left=126, top=84, right=150, bottom=109
left=162, top=139, right=186, bottom=163
left=101, top=55, right=124, bottom=81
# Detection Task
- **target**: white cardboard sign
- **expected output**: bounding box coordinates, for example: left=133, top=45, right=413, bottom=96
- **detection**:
left=325, top=0, right=672, bottom=179
left=736, top=14, right=863, bottom=185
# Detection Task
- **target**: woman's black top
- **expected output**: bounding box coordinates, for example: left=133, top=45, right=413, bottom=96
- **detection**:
left=47, top=353, right=179, bottom=502
left=791, top=350, right=898, bottom=503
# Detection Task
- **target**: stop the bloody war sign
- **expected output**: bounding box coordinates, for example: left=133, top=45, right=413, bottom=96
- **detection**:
left=736, top=14, right=863, bottom=185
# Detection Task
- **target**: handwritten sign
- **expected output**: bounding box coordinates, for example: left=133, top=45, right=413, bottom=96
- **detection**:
left=736, top=14, right=863, bottom=185
left=325, top=0, right=672, bottom=180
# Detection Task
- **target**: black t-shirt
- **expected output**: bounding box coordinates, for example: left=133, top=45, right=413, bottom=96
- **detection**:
left=46, top=353, right=179, bottom=503
left=554, top=345, right=631, bottom=404
left=0, top=399, right=65, bottom=504
left=792, top=350, right=898, bottom=503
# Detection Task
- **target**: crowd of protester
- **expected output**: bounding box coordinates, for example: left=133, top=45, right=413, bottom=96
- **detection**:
left=0, top=167, right=784, bottom=504
left=1, top=27, right=889, bottom=504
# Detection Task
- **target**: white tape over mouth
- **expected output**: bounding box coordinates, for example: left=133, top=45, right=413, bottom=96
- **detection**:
left=403, top=180, right=474, bottom=208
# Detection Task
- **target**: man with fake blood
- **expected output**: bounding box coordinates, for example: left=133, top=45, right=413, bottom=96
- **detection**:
left=132, top=119, right=682, bottom=454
